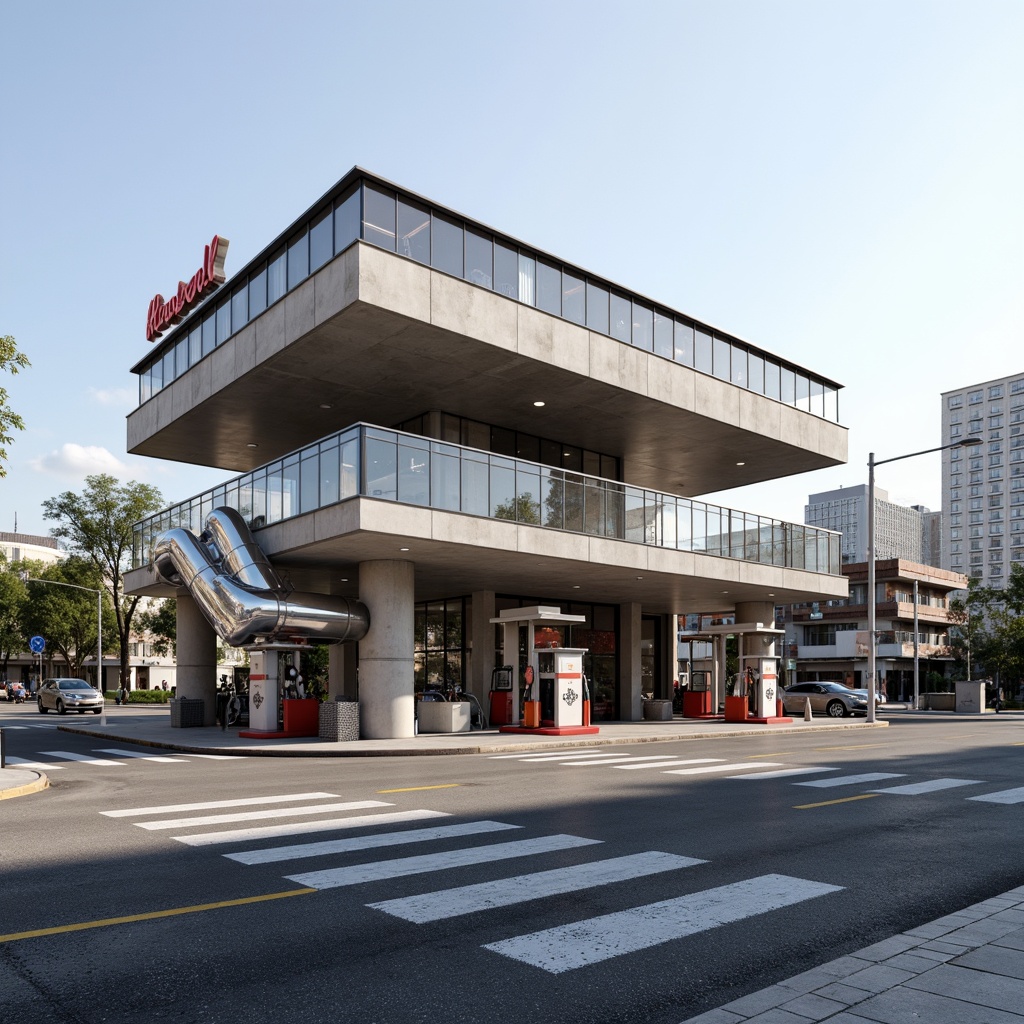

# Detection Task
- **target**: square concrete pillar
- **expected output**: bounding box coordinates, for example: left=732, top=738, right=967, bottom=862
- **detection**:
left=175, top=592, right=218, bottom=725
left=470, top=590, right=496, bottom=701
left=619, top=602, right=643, bottom=721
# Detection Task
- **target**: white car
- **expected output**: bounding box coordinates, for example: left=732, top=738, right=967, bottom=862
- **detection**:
left=37, top=678, right=104, bottom=715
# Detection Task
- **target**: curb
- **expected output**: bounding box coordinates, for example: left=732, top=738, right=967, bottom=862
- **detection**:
left=51, top=719, right=889, bottom=758
left=0, top=771, right=49, bottom=800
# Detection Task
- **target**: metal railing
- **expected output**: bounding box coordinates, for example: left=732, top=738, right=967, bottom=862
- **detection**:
left=133, top=423, right=841, bottom=576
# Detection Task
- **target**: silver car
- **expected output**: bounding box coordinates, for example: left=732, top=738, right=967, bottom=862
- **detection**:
left=782, top=681, right=871, bottom=718
left=37, top=678, right=104, bottom=715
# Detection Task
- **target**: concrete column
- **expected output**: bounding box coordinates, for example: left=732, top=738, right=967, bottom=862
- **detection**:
left=328, top=643, right=358, bottom=700
left=470, top=591, right=496, bottom=701
left=175, top=592, right=218, bottom=725
left=359, top=559, right=415, bottom=739
left=618, top=602, right=643, bottom=721
left=659, top=614, right=678, bottom=700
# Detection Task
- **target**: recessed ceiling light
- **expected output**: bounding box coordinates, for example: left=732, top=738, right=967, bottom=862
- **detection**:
left=246, top=443, right=259, bottom=449
left=572, top=585, right=581, bottom=589
left=320, top=403, right=332, bottom=409
left=722, top=590, right=729, bottom=594
left=636, top=576, right=644, bottom=581
left=533, top=400, right=545, bottom=407
left=399, top=547, right=410, bottom=552
left=339, top=578, right=349, bottom=583
left=736, top=461, right=745, bottom=466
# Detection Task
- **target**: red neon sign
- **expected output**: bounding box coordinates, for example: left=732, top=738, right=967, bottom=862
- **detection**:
left=146, top=235, right=229, bottom=341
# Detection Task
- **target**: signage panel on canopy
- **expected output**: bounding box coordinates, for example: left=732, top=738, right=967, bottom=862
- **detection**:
left=146, top=235, right=229, bottom=341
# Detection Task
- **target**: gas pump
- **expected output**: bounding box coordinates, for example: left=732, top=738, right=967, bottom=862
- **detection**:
left=537, top=647, right=588, bottom=728
left=488, top=665, right=514, bottom=726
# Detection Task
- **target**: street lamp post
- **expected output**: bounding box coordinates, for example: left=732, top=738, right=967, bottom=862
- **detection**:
left=866, top=436, right=982, bottom=723
left=21, top=575, right=104, bottom=725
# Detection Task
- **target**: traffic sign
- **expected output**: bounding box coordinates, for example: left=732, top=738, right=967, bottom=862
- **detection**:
left=29, top=635, right=45, bottom=654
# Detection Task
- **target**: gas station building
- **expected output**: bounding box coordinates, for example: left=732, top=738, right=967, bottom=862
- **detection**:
left=123, top=168, right=848, bottom=738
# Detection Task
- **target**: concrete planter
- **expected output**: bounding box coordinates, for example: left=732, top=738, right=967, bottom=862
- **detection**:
left=643, top=699, right=674, bottom=721
left=417, top=700, right=471, bottom=733
left=319, top=700, right=360, bottom=741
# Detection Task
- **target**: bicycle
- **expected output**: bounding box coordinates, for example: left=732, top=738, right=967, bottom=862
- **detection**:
left=221, top=683, right=249, bottom=727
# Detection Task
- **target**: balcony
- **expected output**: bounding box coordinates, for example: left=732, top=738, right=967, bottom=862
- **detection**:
left=133, top=423, right=841, bottom=578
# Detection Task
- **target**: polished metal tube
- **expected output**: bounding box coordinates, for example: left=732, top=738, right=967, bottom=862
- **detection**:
left=152, top=510, right=369, bottom=648
left=203, top=506, right=285, bottom=592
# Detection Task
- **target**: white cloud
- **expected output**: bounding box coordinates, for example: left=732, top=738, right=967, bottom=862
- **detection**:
left=87, top=386, right=136, bottom=407
left=29, top=444, right=131, bottom=478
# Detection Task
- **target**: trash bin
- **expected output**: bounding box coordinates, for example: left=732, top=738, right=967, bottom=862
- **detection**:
left=319, top=698, right=359, bottom=741
left=170, top=697, right=205, bottom=728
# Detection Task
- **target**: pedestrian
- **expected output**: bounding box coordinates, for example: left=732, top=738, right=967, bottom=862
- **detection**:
left=995, top=687, right=1002, bottom=714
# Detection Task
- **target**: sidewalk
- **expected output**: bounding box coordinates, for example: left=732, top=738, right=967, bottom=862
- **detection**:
left=682, top=885, right=1024, bottom=1023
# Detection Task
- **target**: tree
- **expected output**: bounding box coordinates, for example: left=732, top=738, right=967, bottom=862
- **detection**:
left=0, top=555, right=29, bottom=677
left=948, top=577, right=992, bottom=680
left=0, top=334, right=30, bottom=477
left=22, top=557, right=116, bottom=679
left=136, top=599, right=177, bottom=657
left=42, top=474, right=164, bottom=688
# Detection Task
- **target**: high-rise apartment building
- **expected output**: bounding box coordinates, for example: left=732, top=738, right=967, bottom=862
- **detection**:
left=805, top=485, right=937, bottom=564
left=941, top=372, right=1024, bottom=585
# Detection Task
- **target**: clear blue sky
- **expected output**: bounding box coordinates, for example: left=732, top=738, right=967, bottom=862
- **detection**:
left=2, top=0, right=1022, bottom=538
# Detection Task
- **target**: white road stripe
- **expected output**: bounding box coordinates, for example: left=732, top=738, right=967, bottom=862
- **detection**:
left=187, top=754, right=244, bottom=760
left=40, top=750, right=125, bottom=766
left=484, top=873, right=843, bottom=973
left=731, top=767, right=838, bottom=780
left=794, top=773, right=905, bottom=788
left=4, top=757, right=65, bottom=770
left=488, top=750, right=603, bottom=760
left=95, top=748, right=188, bottom=763
left=174, top=809, right=450, bottom=846
left=560, top=756, right=683, bottom=766
left=286, top=834, right=602, bottom=889
left=615, top=759, right=723, bottom=771
left=102, top=792, right=341, bottom=817
left=227, top=820, right=520, bottom=865
left=368, top=851, right=706, bottom=924
left=871, top=778, right=981, bottom=795
left=664, top=762, right=783, bottom=776
left=970, top=787, right=1024, bottom=805
left=136, top=800, right=390, bottom=831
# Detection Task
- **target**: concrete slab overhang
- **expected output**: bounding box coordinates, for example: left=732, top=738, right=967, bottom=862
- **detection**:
left=124, top=498, right=848, bottom=613
left=127, top=244, right=847, bottom=496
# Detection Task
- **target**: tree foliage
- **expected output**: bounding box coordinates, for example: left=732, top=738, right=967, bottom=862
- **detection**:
left=0, top=554, right=30, bottom=676
left=949, top=565, right=1024, bottom=692
left=42, top=474, right=164, bottom=686
left=136, top=599, right=177, bottom=657
left=0, top=334, right=30, bottom=477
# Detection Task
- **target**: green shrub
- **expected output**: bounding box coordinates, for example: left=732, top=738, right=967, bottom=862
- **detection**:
left=126, top=689, right=171, bottom=704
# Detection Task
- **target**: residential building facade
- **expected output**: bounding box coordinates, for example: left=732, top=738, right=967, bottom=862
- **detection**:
left=779, top=560, right=967, bottom=699
left=124, top=168, right=849, bottom=738
left=941, top=373, right=1024, bottom=585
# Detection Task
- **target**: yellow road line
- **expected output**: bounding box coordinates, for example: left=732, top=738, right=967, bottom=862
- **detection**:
left=795, top=794, right=879, bottom=810
left=0, top=888, right=316, bottom=944
left=377, top=784, right=461, bottom=794
left=813, top=743, right=888, bottom=751
left=747, top=752, right=794, bottom=759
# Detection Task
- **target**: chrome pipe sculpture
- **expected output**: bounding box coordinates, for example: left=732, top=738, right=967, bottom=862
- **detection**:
left=153, top=507, right=369, bottom=648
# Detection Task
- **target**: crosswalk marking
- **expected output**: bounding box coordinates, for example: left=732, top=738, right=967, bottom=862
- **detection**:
left=226, top=821, right=521, bottom=865
left=367, top=850, right=706, bottom=924
left=136, top=800, right=391, bottom=831
left=173, top=809, right=451, bottom=847
left=4, top=756, right=65, bottom=770
left=187, top=754, right=244, bottom=760
left=794, top=773, right=905, bottom=788
left=102, top=792, right=342, bottom=818
left=94, top=748, right=188, bottom=763
left=483, top=873, right=843, bottom=973
left=663, top=762, right=783, bottom=776
left=731, top=767, right=837, bottom=780
left=286, top=834, right=603, bottom=890
left=488, top=750, right=604, bottom=760
left=871, top=778, right=981, bottom=795
left=40, top=750, right=125, bottom=766
left=970, top=787, right=1024, bottom=804
left=559, top=755, right=683, bottom=766
left=615, top=758, right=723, bottom=771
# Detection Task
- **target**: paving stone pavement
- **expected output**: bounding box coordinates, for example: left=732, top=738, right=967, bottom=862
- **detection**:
left=679, top=886, right=1024, bottom=1023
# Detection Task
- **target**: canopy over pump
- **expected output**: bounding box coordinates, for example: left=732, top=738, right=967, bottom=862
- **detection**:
left=489, top=605, right=599, bottom=736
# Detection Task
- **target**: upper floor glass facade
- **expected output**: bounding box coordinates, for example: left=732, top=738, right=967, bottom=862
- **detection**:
left=132, top=422, right=841, bottom=576
left=134, top=171, right=842, bottom=422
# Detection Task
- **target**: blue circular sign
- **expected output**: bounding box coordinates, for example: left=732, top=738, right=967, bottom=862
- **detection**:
left=29, top=635, right=46, bottom=654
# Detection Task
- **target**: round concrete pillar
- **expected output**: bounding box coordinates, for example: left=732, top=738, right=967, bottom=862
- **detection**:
left=175, top=591, right=218, bottom=725
left=358, top=560, right=415, bottom=738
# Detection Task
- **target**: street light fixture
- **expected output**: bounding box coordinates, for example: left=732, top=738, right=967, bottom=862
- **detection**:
left=866, top=436, right=982, bottom=723
left=20, top=574, right=104, bottom=725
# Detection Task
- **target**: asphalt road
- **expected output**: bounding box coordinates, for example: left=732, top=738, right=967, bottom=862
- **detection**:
left=2, top=707, right=1023, bottom=1024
